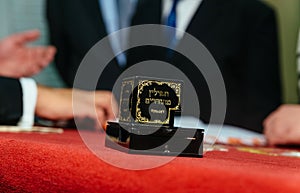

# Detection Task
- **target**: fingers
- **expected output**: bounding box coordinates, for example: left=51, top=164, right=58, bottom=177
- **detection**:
left=94, top=91, right=118, bottom=121
left=36, top=46, right=56, bottom=65
left=263, top=104, right=300, bottom=145
left=286, top=127, right=300, bottom=144
left=86, top=91, right=118, bottom=128
left=0, top=29, right=57, bottom=78
left=95, top=108, right=107, bottom=131
left=10, top=30, right=40, bottom=45
left=263, top=105, right=283, bottom=130
left=44, top=46, right=56, bottom=65
left=104, top=93, right=118, bottom=120
left=22, top=45, right=56, bottom=77
left=264, top=124, right=285, bottom=146
left=72, top=89, right=117, bottom=130
left=263, top=109, right=286, bottom=145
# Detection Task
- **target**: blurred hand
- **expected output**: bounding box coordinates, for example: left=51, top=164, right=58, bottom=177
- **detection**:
left=0, top=30, right=56, bottom=78
left=263, top=104, right=300, bottom=145
left=35, top=86, right=118, bottom=129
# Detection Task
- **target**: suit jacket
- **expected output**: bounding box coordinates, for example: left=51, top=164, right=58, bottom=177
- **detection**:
left=47, top=0, right=282, bottom=132
left=128, top=0, right=282, bottom=132
left=47, top=0, right=123, bottom=91
left=0, top=77, right=23, bottom=125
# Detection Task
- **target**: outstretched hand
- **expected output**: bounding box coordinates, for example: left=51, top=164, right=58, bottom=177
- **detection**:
left=0, top=30, right=56, bottom=78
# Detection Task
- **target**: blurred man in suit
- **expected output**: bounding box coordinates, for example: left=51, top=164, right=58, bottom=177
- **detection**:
left=0, top=31, right=117, bottom=127
left=47, top=0, right=282, bottom=132
left=47, top=0, right=137, bottom=90
left=127, top=0, right=282, bottom=132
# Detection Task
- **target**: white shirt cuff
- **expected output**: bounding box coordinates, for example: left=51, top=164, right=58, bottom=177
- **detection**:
left=17, top=78, right=37, bottom=128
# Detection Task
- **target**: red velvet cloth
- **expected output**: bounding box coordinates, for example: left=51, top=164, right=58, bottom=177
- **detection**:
left=0, top=130, right=300, bottom=193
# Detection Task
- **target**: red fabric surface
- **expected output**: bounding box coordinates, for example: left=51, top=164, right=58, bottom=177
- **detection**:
left=0, top=130, right=300, bottom=193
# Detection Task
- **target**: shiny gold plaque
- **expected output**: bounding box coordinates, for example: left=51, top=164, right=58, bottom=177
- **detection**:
left=119, top=77, right=182, bottom=126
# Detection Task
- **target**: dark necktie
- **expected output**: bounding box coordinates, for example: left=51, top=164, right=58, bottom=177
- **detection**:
left=167, top=0, right=179, bottom=28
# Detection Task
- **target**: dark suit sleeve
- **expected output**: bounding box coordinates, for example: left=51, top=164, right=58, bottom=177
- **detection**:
left=46, top=0, right=123, bottom=91
left=240, top=2, right=282, bottom=131
left=0, top=77, right=23, bottom=125
left=46, top=0, right=70, bottom=86
left=129, top=0, right=282, bottom=132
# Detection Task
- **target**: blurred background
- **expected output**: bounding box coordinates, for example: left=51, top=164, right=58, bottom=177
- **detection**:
left=0, top=0, right=65, bottom=88
left=0, top=0, right=299, bottom=103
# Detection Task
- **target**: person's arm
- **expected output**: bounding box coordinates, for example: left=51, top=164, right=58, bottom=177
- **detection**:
left=264, top=104, right=300, bottom=145
left=0, top=77, right=118, bottom=128
left=0, top=30, right=56, bottom=78
left=35, top=86, right=118, bottom=128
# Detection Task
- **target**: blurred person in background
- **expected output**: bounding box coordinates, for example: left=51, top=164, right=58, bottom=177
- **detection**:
left=0, top=30, right=117, bottom=128
left=127, top=0, right=282, bottom=132
left=47, top=0, right=282, bottom=132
